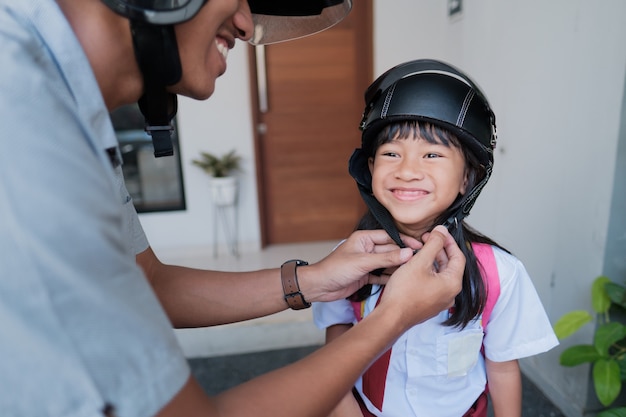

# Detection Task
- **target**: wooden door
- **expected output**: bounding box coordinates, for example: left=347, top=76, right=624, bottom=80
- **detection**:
left=249, top=0, right=372, bottom=245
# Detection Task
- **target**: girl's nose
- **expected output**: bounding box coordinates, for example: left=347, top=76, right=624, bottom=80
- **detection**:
left=396, top=157, right=424, bottom=180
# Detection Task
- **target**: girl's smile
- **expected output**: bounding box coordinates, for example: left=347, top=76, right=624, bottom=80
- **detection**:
left=369, top=132, right=467, bottom=237
left=389, top=187, right=430, bottom=201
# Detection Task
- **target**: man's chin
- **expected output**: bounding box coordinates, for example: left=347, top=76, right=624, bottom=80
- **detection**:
left=169, top=84, right=216, bottom=101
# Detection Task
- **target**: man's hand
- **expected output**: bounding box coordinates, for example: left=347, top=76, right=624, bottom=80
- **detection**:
left=298, top=230, right=422, bottom=303
left=377, top=225, right=465, bottom=330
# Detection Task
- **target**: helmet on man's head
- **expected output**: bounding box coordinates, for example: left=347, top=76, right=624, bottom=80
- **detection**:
left=100, top=0, right=352, bottom=158
left=101, top=0, right=352, bottom=44
left=246, top=0, right=352, bottom=45
left=100, top=0, right=353, bottom=157
left=349, top=59, right=497, bottom=244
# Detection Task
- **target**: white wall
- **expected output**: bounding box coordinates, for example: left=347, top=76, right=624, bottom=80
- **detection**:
left=140, top=2, right=626, bottom=415
left=139, top=46, right=262, bottom=254
left=371, top=1, right=626, bottom=415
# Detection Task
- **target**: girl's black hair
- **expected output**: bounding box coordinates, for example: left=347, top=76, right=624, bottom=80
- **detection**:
left=349, top=121, right=509, bottom=329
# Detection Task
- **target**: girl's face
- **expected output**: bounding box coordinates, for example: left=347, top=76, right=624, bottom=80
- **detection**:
left=368, top=131, right=468, bottom=238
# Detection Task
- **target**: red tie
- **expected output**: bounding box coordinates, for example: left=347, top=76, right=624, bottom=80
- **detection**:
left=361, top=347, right=392, bottom=412
left=360, top=287, right=391, bottom=412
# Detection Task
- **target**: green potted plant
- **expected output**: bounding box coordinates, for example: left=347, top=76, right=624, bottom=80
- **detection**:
left=554, top=275, right=626, bottom=416
left=192, top=149, right=242, bottom=178
left=192, top=149, right=242, bottom=206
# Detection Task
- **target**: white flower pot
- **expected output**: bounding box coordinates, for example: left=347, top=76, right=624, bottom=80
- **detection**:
left=210, top=176, right=238, bottom=206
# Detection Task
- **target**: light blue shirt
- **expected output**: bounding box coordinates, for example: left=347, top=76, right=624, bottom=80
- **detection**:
left=0, top=1, right=190, bottom=416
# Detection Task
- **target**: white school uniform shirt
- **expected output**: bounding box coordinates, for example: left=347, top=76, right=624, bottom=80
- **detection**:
left=313, top=245, right=559, bottom=417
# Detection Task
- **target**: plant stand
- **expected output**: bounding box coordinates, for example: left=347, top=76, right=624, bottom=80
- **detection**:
left=210, top=177, right=239, bottom=258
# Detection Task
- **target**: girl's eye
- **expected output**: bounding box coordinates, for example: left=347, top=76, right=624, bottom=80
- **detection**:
left=381, top=151, right=399, bottom=157
left=425, top=153, right=441, bottom=158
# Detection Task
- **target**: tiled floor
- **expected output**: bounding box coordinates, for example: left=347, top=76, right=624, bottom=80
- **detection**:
left=161, top=240, right=337, bottom=358
left=157, top=239, right=339, bottom=273
left=189, top=345, right=566, bottom=417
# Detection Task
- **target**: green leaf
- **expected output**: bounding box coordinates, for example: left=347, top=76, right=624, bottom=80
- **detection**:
left=594, top=359, right=622, bottom=406
left=598, top=407, right=626, bottom=417
left=593, top=276, right=613, bottom=314
left=606, top=282, right=626, bottom=309
left=560, top=345, right=602, bottom=366
left=617, top=355, right=626, bottom=381
left=192, top=149, right=241, bottom=177
left=554, top=310, right=594, bottom=339
left=595, top=323, right=626, bottom=356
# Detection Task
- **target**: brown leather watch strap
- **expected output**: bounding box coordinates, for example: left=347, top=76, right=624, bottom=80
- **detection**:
left=281, top=259, right=310, bottom=310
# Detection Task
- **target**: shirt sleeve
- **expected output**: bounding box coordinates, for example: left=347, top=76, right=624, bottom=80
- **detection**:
left=114, top=165, right=149, bottom=255
left=0, top=6, right=189, bottom=416
left=483, top=248, right=559, bottom=362
left=313, top=298, right=356, bottom=329
left=312, top=239, right=357, bottom=329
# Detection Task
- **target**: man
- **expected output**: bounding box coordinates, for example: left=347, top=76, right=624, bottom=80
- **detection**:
left=0, top=0, right=465, bottom=416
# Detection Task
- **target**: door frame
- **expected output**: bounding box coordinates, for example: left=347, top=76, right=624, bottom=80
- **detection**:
left=247, top=0, right=373, bottom=247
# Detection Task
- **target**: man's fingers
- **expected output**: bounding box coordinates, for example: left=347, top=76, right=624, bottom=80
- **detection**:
left=435, top=225, right=465, bottom=272
left=371, top=243, right=404, bottom=254
left=413, top=227, right=447, bottom=265
left=367, top=272, right=391, bottom=286
left=366, top=268, right=395, bottom=286
left=416, top=225, right=465, bottom=278
left=372, top=242, right=421, bottom=254
left=373, top=226, right=466, bottom=329
left=354, top=229, right=422, bottom=251
left=352, top=247, right=413, bottom=281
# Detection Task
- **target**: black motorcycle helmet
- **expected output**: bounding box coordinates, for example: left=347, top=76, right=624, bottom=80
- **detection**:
left=101, top=0, right=353, bottom=156
left=349, top=59, right=497, bottom=246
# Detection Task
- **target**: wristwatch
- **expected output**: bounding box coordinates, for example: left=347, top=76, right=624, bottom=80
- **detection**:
left=280, top=259, right=311, bottom=310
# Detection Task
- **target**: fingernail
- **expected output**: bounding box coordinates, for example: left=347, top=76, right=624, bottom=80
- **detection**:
left=400, top=248, right=413, bottom=260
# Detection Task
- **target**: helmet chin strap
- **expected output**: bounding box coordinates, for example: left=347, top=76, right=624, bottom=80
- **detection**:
left=130, top=20, right=182, bottom=157
left=349, top=148, right=406, bottom=248
left=442, top=162, right=493, bottom=230
left=359, top=188, right=406, bottom=248
left=137, top=85, right=177, bottom=157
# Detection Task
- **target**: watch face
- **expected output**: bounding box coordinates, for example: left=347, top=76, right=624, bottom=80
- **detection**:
left=282, top=259, right=308, bottom=266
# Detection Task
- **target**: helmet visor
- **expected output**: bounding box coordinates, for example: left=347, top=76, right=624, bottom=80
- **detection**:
left=248, top=0, right=352, bottom=45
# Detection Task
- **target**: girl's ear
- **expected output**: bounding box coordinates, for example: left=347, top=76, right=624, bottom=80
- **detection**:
left=368, top=156, right=375, bottom=173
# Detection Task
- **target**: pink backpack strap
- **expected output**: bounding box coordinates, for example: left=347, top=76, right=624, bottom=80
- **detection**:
left=472, top=242, right=500, bottom=401
left=471, top=242, right=500, bottom=330
left=352, top=246, right=500, bottom=325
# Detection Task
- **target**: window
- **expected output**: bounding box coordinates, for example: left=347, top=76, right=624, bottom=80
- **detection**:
left=110, top=104, right=186, bottom=213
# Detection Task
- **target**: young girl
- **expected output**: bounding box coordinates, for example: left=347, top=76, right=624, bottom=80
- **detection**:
left=313, top=59, right=559, bottom=417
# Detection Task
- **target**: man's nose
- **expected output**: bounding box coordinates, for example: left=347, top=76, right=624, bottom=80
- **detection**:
left=234, top=1, right=254, bottom=41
